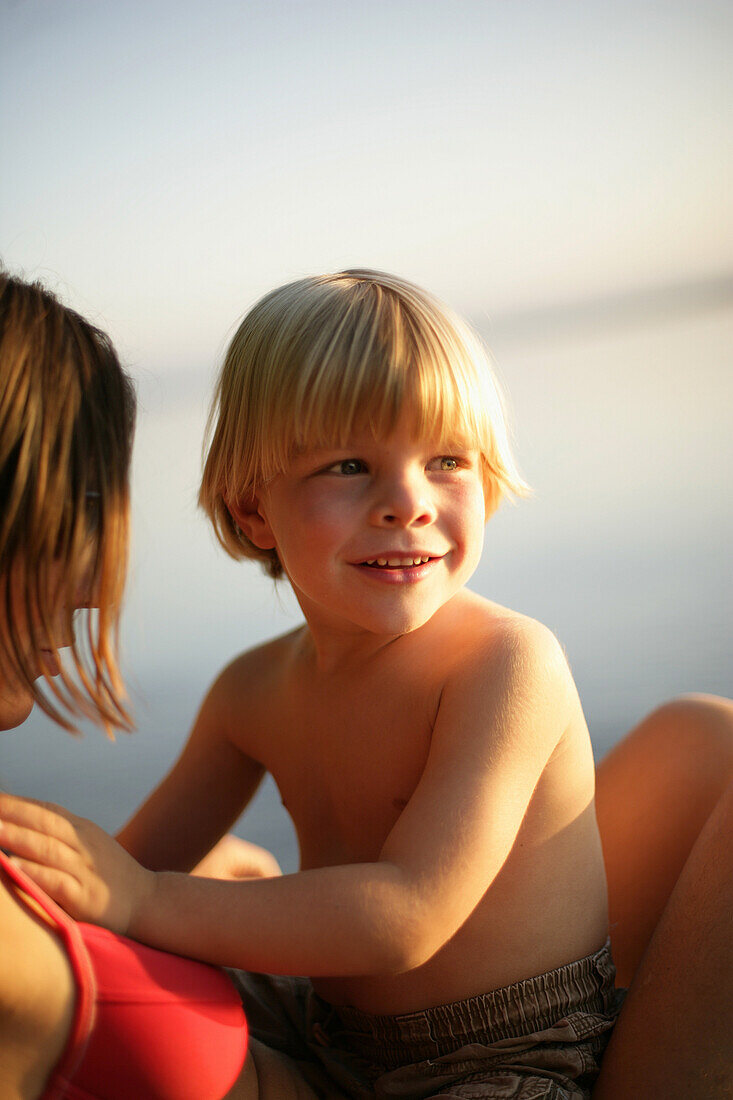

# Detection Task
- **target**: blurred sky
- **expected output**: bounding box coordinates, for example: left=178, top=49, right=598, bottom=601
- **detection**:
left=1, top=1, right=731, bottom=821
left=2, top=0, right=731, bottom=354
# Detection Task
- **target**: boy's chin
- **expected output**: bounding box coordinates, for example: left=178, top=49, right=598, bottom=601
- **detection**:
left=355, top=602, right=445, bottom=639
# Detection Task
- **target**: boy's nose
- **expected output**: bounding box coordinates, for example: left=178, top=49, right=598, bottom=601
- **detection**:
left=369, top=476, right=437, bottom=528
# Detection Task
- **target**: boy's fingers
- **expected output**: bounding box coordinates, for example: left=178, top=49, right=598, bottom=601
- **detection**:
left=11, top=857, right=83, bottom=917
left=0, top=793, right=84, bottom=850
left=0, top=819, right=79, bottom=872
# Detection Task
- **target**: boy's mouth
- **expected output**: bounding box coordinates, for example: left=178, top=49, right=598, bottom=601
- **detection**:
left=351, top=554, right=445, bottom=585
left=361, top=556, right=433, bottom=568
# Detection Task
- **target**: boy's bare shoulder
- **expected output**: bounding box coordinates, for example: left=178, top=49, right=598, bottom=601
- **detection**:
left=442, top=591, right=575, bottom=710
left=448, top=589, right=569, bottom=663
left=203, top=626, right=305, bottom=715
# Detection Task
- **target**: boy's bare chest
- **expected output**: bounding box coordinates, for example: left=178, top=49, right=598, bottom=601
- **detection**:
left=244, top=664, right=441, bottom=867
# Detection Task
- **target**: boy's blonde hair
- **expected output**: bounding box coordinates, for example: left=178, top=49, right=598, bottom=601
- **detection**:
left=201, top=270, right=528, bottom=579
left=0, top=270, right=135, bottom=732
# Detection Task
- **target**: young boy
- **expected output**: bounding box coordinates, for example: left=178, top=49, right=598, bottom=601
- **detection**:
left=1, top=271, right=623, bottom=1098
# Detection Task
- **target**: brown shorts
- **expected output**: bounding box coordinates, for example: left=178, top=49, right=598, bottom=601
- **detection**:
left=227, top=941, right=625, bottom=1099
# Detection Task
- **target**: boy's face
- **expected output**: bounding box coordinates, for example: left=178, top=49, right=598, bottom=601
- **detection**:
left=240, top=413, right=487, bottom=641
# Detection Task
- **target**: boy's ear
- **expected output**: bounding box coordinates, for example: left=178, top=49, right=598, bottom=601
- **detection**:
left=226, top=494, right=277, bottom=550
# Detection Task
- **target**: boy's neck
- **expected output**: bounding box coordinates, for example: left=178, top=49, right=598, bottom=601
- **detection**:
left=291, top=589, right=475, bottom=675
left=295, top=621, right=404, bottom=676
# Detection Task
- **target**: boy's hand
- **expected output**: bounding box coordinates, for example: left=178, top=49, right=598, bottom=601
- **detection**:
left=0, top=793, right=155, bottom=936
left=192, top=833, right=281, bottom=880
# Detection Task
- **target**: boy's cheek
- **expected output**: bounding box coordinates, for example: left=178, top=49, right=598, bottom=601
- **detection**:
left=461, top=486, right=488, bottom=533
left=291, top=495, right=350, bottom=535
left=461, top=476, right=488, bottom=509
left=444, top=482, right=486, bottom=528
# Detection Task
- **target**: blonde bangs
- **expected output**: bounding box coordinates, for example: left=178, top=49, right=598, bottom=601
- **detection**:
left=286, top=303, right=483, bottom=455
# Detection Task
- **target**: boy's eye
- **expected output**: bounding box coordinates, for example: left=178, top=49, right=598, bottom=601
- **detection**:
left=429, top=456, right=460, bottom=471
left=329, top=458, right=366, bottom=476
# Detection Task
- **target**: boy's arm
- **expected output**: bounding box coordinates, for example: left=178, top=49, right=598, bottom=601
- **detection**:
left=117, top=662, right=267, bottom=872
left=0, top=622, right=575, bottom=977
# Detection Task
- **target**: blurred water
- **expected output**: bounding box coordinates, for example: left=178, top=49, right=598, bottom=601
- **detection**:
left=2, top=306, right=731, bottom=874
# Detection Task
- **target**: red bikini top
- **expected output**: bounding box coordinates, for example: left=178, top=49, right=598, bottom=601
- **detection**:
left=0, top=849, right=247, bottom=1099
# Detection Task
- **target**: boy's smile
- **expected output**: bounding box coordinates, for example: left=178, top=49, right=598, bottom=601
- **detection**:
left=236, top=415, right=487, bottom=649
left=351, top=553, right=447, bottom=585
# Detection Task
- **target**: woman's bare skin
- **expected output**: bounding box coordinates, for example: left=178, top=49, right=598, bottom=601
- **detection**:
left=0, top=869, right=75, bottom=1100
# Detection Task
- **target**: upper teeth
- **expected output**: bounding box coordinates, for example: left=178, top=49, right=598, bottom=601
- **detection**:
left=365, top=556, right=432, bottom=567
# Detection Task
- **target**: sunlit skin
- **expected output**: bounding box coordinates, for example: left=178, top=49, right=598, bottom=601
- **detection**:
left=3, top=416, right=732, bottom=1099
left=1, top=393, right=730, bottom=1099
left=0, top=413, right=609, bottom=1021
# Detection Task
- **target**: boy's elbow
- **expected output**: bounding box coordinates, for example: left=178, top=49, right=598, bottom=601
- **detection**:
left=388, top=938, right=437, bottom=975
left=370, top=904, right=444, bottom=975
left=360, top=865, right=457, bottom=975
left=369, top=935, right=431, bottom=976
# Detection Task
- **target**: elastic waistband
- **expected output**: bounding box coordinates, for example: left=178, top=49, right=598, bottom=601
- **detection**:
left=312, top=940, right=618, bottom=1069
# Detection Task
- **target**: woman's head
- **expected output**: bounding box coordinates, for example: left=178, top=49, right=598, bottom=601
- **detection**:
left=0, top=270, right=135, bottom=732
left=200, top=269, right=529, bottom=579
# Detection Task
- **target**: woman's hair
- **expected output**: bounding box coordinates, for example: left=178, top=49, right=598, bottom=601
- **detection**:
left=200, top=269, right=529, bottom=579
left=0, top=270, right=136, bottom=732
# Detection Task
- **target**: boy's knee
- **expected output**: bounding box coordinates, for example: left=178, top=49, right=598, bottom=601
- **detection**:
left=636, top=695, right=733, bottom=800
left=648, top=694, right=733, bottom=753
